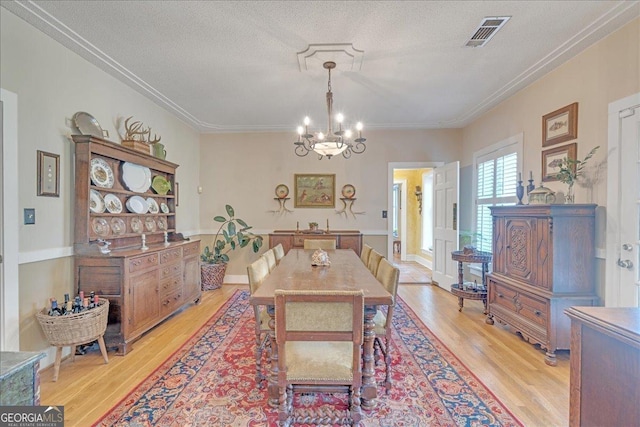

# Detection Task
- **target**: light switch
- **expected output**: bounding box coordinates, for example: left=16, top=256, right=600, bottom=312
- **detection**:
left=24, top=208, right=36, bottom=225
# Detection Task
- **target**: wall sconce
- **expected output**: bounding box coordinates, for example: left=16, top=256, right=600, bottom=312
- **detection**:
left=415, top=185, right=423, bottom=215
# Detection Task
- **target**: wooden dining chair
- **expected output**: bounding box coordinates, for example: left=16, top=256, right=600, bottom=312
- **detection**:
left=367, top=249, right=384, bottom=277
left=373, top=258, right=400, bottom=394
left=262, top=248, right=277, bottom=273
left=360, top=244, right=372, bottom=265
left=274, top=289, right=364, bottom=427
left=303, top=239, right=336, bottom=250
left=273, top=243, right=286, bottom=265
left=247, top=256, right=272, bottom=386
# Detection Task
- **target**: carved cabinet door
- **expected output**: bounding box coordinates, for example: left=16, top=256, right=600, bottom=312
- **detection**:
left=499, top=217, right=549, bottom=290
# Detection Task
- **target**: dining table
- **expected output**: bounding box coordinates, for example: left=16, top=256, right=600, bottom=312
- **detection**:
left=250, top=248, right=393, bottom=410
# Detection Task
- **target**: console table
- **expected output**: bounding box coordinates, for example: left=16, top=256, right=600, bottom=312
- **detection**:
left=269, top=230, right=362, bottom=255
left=450, top=250, right=491, bottom=313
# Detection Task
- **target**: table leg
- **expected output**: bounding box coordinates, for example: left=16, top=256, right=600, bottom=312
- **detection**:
left=266, top=305, right=279, bottom=408
left=457, top=261, right=464, bottom=286
left=458, top=297, right=464, bottom=312
left=361, top=305, right=377, bottom=409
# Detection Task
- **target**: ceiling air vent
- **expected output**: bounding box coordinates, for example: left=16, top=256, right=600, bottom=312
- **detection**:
left=465, top=16, right=511, bottom=47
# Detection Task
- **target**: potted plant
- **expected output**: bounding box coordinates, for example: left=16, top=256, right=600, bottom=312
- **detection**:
left=201, top=204, right=263, bottom=290
left=308, top=222, right=319, bottom=231
left=550, top=145, right=599, bottom=203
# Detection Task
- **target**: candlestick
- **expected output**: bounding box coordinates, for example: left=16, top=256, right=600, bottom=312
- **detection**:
left=163, top=231, right=169, bottom=246
left=529, top=170, right=533, bottom=180
left=518, top=172, right=522, bottom=182
left=141, top=233, right=148, bottom=251
left=296, top=221, right=299, bottom=232
left=326, top=218, right=329, bottom=232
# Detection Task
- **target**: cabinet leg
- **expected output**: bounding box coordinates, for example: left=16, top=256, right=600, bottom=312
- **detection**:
left=457, top=297, right=464, bottom=312
left=482, top=297, right=488, bottom=315
left=544, top=351, right=557, bottom=366
left=485, top=314, right=494, bottom=325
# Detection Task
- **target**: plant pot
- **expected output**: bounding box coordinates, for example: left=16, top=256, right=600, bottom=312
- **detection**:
left=200, top=263, right=227, bottom=291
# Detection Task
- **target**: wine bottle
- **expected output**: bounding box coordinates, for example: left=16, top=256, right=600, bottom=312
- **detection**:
left=61, top=293, right=70, bottom=315
left=89, top=291, right=96, bottom=309
left=74, top=296, right=83, bottom=313
left=49, top=298, right=61, bottom=316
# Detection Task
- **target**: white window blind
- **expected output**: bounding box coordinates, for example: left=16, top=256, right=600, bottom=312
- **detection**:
left=474, top=142, right=520, bottom=253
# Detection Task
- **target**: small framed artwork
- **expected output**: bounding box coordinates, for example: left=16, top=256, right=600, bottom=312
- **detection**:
left=542, top=143, right=577, bottom=182
left=542, top=102, right=578, bottom=147
left=37, top=150, right=60, bottom=197
left=294, top=174, right=335, bottom=208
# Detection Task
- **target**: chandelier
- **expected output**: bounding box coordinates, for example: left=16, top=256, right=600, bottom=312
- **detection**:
left=294, top=61, right=366, bottom=159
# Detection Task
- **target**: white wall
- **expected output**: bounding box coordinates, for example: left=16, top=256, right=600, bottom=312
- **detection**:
left=1, top=10, right=201, bottom=365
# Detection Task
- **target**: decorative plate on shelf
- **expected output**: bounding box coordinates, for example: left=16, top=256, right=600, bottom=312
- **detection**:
left=130, top=217, right=143, bottom=234
left=157, top=217, right=167, bottom=231
left=122, top=162, right=152, bottom=193
left=160, top=202, right=170, bottom=214
left=275, top=184, right=289, bottom=199
left=146, top=197, right=159, bottom=214
left=89, top=189, right=105, bottom=213
left=126, top=195, right=149, bottom=214
left=91, top=218, right=110, bottom=237
left=145, top=217, right=157, bottom=232
left=341, top=184, right=356, bottom=199
left=104, top=193, right=123, bottom=214
left=90, top=158, right=114, bottom=188
left=151, top=175, right=171, bottom=195
left=110, top=217, right=126, bottom=236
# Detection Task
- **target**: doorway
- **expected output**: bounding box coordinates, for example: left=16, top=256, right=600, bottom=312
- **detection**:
left=1, top=88, right=20, bottom=351
left=388, top=162, right=442, bottom=284
left=606, top=92, right=640, bottom=307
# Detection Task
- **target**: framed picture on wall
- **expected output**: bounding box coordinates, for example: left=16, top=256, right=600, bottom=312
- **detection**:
left=294, top=174, right=335, bottom=208
left=542, top=102, right=578, bottom=147
left=542, top=143, right=577, bottom=182
left=37, top=150, right=60, bottom=197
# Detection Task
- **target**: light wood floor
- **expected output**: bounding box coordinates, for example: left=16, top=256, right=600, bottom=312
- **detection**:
left=39, top=284, right=569, bottom=426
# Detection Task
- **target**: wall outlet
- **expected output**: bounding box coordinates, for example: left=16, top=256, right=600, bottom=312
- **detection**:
left=24, top=208, right=36, bottom=225
left=382, top=210, right=387, bottom=218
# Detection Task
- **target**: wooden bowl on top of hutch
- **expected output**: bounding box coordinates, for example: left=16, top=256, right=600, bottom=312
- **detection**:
left=72, top=135, right=201, bottom=355
left=486, top=204, right=599, bottom=366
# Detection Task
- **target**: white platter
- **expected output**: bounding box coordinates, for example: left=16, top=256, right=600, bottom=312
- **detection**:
left=146, top=197, right=159, bottom=214
left=104, top=194, right=123, bottom=214
left=160, top=202, right=170, bottom=214
left=89, top=189, right=105, bottom=213
left=126, top=195, right=149, bottom=214
left=122, top=162, right=152, bottom=193
left=157, top=217, right=167, bottom=231
left=91, top=218, right=109, bottom=237
left=90, top=158, right=114, bottom=188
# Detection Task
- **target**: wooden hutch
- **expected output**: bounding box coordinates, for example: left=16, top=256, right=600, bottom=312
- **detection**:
left=72, top=135, right=201, bottom=355
left=486, top=204, right=599, bottom=365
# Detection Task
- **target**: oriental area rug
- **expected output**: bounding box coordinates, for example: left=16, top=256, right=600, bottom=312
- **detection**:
left=94, top=290, right=522, bottom=426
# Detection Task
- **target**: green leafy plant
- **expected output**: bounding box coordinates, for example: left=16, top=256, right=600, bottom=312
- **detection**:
left=201, top=205, right=263, bottom=264
left=308, top=222, right=318, bottom=228
left=549, top=146, right=600, bottom=187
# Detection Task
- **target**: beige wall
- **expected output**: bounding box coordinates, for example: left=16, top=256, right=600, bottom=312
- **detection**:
left=462, top=18, right=639, bottom=301
left=1, top=11, right=201, bottom=363
left=199, top=129, right=462, bottom=275
left=463, top=18, right=639, bottom=209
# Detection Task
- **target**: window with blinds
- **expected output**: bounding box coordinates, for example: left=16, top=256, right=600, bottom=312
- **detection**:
left=473, top=135, right=522, bottom=253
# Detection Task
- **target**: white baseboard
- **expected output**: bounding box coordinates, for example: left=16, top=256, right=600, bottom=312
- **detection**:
left=407, top=254, right=432, bottom=270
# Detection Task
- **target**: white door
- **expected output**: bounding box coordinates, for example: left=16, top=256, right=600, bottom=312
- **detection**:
left=432, top=161, right=459, bottom=287
left=606, top=93, right=640, bottom=307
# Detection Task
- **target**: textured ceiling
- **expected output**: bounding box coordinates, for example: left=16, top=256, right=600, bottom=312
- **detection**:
left=2, top=1, right=639, bottom=133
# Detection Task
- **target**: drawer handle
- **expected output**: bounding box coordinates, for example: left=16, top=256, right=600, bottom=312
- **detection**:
left=497, top=293, right=504, bottom=298
left=534, top=310, right=542, bottom=316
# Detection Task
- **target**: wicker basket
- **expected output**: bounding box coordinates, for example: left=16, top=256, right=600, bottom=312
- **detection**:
left=36, top=299, right=109, bottom=347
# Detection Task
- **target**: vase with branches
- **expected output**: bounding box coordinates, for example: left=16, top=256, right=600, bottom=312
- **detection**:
left=548, top=146, right=599, bottom=203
